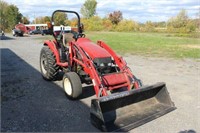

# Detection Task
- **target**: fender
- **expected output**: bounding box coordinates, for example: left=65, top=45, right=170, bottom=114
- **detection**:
left=44, top=40, right=60, bottom=64
left=44, top=40, right=68, bottom=67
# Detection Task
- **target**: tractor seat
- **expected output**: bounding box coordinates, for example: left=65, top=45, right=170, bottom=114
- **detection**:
left=62, top=33, right=75, bottom=47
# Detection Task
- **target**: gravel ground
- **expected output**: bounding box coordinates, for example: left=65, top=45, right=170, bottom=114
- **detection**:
left=1, top=34, right=199, bottom=132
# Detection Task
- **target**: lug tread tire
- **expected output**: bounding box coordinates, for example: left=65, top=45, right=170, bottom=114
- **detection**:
left=40, top=46, right=59, bottom=80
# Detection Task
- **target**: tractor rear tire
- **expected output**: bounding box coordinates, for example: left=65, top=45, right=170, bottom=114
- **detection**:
left=63, top=72, right=82, bottom=99
left=40, top=46, right=59, bottom=81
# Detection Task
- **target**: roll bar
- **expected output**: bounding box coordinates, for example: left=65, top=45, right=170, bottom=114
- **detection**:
left=51, top=10, right=82, bottom=34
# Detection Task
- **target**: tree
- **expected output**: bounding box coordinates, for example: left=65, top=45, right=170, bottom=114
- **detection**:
left=81, top=0, right=97, bottom=18
left=168, top=9, right=188, bottom=30
left=22, top=16, right=30, bottom=24
left=34, top=16, right=50, bottom=24
left=54, top=12, right=68, bottom=25
left=0, top=0, right=9, bottom=30
left=102, top=18, right=113, bottom=31
left=70, top=17, right=78, bottom=27
left=144, top=21, right=155, bottom=32
left=175, top=9, right=188, bottom=28
left=108, top=11, right=123, bottom=25
left=82, top=16, right=103, bottom=31
left=167, top=9, right=197, bottom=33
left=44, top=16, right=51, bottom=23
left=34, top=17, right=43, bottom=24
left=115, top=19, right=139, bottom=32
left=5, top=4, right=22, bottom=29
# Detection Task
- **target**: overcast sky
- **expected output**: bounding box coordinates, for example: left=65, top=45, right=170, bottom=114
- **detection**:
left=7, top=0, right=199, bottom=22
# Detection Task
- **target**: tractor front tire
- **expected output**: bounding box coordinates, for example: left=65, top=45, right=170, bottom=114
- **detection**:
left=40, top=46, right=59, bottom=81
left=63, top=72, right=82, bottom=99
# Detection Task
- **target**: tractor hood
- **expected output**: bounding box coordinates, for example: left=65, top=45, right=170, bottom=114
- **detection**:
left=77, top=38, right=111, bottom=60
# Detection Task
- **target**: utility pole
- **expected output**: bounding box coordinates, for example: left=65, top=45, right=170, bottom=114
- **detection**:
left=34, top=12, right=36, bottom=24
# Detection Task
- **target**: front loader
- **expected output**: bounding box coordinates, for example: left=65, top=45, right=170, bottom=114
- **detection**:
left=39, top=10, right=176, bottom=132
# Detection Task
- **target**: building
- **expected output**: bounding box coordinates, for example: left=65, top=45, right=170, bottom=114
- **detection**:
left=25, top=24, right=48, bottom=31
left=25, top=24, right=78, bottom=32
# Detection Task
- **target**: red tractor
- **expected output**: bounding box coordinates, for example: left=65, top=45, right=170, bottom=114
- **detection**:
left=40, top=10, right=176, bottom=132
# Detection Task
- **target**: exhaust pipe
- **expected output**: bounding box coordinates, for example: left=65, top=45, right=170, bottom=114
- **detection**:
left=90, top=82, right=176, bottom=132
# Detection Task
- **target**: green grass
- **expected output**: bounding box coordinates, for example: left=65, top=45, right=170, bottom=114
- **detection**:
left=38, top=31, right=200, bottom=59
left=86, top=31, right=200, bottom=59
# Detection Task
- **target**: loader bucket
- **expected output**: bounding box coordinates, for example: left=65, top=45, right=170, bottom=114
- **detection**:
left=90, top=82, right=176, bottom=132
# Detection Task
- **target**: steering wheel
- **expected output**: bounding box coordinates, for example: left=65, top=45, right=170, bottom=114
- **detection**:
left=62, top=30, right=86, bottom=46
left=74, top=33, right=85, bottom=40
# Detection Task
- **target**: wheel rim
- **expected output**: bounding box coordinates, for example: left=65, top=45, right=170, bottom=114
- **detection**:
left=64, top=77, right=72, bottom=95
left=41, top=54, right=47, bottom=74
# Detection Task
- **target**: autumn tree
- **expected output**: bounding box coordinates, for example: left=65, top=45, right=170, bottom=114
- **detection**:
left=44, top=16, right=51, bottom=23
left=81, top=0, right=97, bottom=18
left=144, top=21, right=155, bottom=32
left=167, top=9, right=196, bottom=32
left=168, top=9, right=188, bottom=28
left=115, top=19, right=139, bottom=32
left=34, top=17, right=43, bottom=24
left=34, top=16, right=50, bottom=24
left=108, top=11, right=123, bottom=25
left=54, top=12, right=68, bottom=25
left=70, top=17, right=78, bottom=27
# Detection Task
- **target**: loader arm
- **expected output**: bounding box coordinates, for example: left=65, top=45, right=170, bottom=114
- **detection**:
left=69, top=41, right=108, bottom=97
left=97, top=40, right=139, bottom=89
